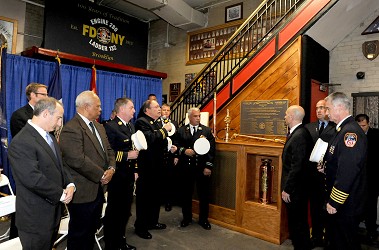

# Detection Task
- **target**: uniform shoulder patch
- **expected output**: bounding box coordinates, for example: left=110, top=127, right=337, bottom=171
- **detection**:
left=344, top=133, right=357, bottom=147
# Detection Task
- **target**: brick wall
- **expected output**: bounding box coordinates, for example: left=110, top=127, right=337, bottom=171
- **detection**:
left=330, top=10, right=379, bottom=103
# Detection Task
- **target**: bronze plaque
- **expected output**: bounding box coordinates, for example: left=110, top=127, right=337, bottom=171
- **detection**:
left=240, top=100, right=288, bottom=136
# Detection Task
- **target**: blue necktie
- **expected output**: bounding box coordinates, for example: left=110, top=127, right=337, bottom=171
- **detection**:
left=46, top=132, right=57, bottom=157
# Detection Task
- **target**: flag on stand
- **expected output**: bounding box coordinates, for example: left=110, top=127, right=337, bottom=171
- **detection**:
left=90, top=65, right=97, bottom=94
left=48, top=56, right=62, bottom=102
left=48, top=56, right=63, bottom=140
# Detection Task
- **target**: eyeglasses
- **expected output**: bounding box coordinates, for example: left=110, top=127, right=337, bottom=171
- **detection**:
left=34, top=92, right=48, bottom=97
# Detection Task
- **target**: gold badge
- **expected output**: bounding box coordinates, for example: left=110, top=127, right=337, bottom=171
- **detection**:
left=118, top=121, right=122, bottom=125
left=198, top=127, right=202, bottom=130
left=150, top=121, right=153, bottom=124
left=337, top=127, right=341, bottom=132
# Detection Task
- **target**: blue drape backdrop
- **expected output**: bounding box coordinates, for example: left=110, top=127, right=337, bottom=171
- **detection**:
left=3, top=54, right=162, bottom=188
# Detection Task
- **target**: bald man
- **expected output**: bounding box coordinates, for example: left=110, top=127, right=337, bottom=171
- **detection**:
left=281, top=105, right=313, bottom=250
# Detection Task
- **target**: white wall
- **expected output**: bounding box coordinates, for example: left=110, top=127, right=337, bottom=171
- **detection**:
left=330, top=9, right=379, bottom=103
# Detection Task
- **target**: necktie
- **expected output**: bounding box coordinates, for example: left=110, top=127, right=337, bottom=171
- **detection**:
left=126, top=122, right=133, bottom=133
left=192, top=126, right=197, bottom=136
left=46, top=132, right=57, bottom=157
left=319, top=122, right=325, bottom=135
left=89, top=122, right=104, bottom=150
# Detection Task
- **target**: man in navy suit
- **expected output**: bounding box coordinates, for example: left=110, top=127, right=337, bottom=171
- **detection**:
left=281, top=105, right=312, bottom=250
left=103, top=98, right=138, bottom=250
left=8, top=97, right=75, bottom=250
left=8, top=82, right=48, bottom=239
left=305, top=99, right=336, bottom=247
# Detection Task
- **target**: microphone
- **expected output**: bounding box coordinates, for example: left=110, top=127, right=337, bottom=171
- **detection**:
left=162, top=116, right=169, bottom=124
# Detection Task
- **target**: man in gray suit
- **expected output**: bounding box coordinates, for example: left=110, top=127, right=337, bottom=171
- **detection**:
left=60, top=90, right=116, bottom=250
left=8, top=97, right=75, bottom=250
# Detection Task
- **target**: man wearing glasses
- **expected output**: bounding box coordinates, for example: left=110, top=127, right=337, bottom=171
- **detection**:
left=8, top=82, right=48, bottom=239
left=10, top=83, right=48, bottom=138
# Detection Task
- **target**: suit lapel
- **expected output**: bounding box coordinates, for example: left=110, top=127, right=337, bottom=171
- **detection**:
left=26, top=124, right=62, bottom=172
left=76, top=115, right=106, bottom=160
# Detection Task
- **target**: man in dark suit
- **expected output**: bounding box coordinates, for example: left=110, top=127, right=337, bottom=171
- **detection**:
left=281, top=105, right=312, bottom=250
left=8, top=97, right=75, bottom=250
left=10, top=83, right=48, bottom=138
left=8, top=82, right=48, bottom=239
left=175, top=107, right=215, bottom=230
left=322, top=92, right=367, bottom=250
left=134, top=99, right=173, bottom=239
left=103, top=98, right=138, bottom=250
left=160, top=103, right=179, bottom=212
left=60, top=90, right=116, bottom=250
left=305, top=99, right=336, bottom=247
left=355, top=114, right=379, bottom=244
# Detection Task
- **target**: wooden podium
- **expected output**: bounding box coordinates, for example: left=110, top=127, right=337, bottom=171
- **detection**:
left=192, top=140, right=288, bottom=244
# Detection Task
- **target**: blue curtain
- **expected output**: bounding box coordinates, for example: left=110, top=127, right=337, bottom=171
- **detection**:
left=4, top=54, right=162, bottom=188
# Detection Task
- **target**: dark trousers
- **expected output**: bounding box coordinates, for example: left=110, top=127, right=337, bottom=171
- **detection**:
left=309, top=170, right=327, bottom=239
left=364, top=190, right=378, bottom=234
left=285, top=196, right=311, bottom=250
left=134, top=170, right=162, bottom=232
left=19, top=228, right=58, bottom=250
left=162, top=156, right=180, bottom=206
left=67, top=187, right=104, bottom=250
left=180, top=166, right=211, bottom=222
left=104, top=169, right=134, bottom=250
left=9, top=213, right=18, bottom=239
left=326, top=213, right=361, bottom=250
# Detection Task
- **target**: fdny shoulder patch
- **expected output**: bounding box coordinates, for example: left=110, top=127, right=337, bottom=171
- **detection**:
left=344, top=133, right=357, bottom=148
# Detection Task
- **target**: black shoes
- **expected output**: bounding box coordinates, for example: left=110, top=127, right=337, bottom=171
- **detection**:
left=148, top=223, right=167, bottom=230
left=135, top=229, right=152, bottom=239
left=198, top=220, right=211, bottom=230
left=310, top=237, right=325, bottom=249
left=180, top=220, right=192, bottom=227
left=165, top=203, right=172, bottom=212
left=120, top=242, right=137, bottom=250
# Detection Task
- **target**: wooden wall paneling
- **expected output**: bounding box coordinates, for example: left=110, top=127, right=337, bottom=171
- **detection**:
left=213, top=37, right=301, bottom=135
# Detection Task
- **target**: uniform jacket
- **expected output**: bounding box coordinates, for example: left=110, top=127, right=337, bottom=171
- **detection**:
left=175, top=123, right=215, bottom=171
left=135, top=115, right=168, bottom=174
left=8, top=123, right=72, bottom=232
left=10, top=103, right=33, bottom=137
left=103, top=116, right=137, bottom=173
left=281, top=124, right=313, bottom=200
left=60, top=114, right=115, bottom=203
left=324, top=116, right=367, bottom=215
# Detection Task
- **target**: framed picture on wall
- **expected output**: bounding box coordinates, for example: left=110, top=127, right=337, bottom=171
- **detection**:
left=0, top=16, right=18, bottom=54
left=225, top=3, right=243, bottom=23
left=169, top=83, right=181, bottom=102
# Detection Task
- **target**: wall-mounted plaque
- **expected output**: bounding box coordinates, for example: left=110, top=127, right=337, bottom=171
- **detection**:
left=169, top=83, right=181, bottom=102
left=187, top=20, right=244, bottom=65
left=240, top=100, right=288, bottom=136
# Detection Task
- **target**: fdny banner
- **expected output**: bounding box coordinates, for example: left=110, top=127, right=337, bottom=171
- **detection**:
left=44, top=0, right=148, bottom=68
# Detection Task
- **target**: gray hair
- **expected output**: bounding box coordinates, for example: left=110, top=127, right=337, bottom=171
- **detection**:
left=187, top=107, right=200, bottom=117
left=34, top=97, right=62, bottom=116
left=75, top=90, right=99, bottom=108
left=325, top=92, right=350, bottom=110
left=114, top=97, right=133, bottom=113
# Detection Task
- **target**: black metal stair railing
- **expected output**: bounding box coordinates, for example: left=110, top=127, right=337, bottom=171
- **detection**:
left=170, top=0, right=306, bottom=126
